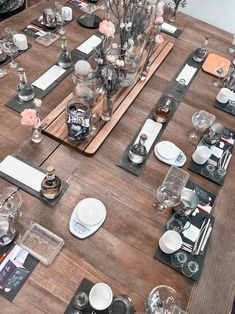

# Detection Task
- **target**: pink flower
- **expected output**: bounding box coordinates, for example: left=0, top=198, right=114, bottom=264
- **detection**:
left=155, top=34, right=164, bottom=45
left=34, top=98, right=42, bottom=108
left=156, top=0, right=165, bottom=17
left=155, top=16, right=164, bottom=25
left=21, top=109, right=38, bottom=126
left=98, top=20, right=115, bottom=37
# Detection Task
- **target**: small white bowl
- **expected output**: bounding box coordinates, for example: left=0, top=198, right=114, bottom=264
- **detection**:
left=159, top=230, right=182, bottom=254
left=89, top=283, right=113, bottom=311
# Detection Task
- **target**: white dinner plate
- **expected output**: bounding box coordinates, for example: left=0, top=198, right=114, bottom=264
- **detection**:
left=76, top=198, right=106, bottom=226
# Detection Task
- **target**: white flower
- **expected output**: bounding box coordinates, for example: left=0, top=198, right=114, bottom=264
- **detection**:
left=120, top=23, right=125, bottom=29
left=116, top=59, right=125, bottom=67
left=126, top=22, right=132, bottom=28
left=97, top=58, right=104, bottom=64
left=107, top=55, right=116, bottom=63
left=128, top=39, right=134, bottom=47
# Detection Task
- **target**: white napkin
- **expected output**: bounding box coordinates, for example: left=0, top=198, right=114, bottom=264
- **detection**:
left=161, top=22, right=177, bottom=34
left=76, top=35, right=102, bottom=55
left=134, top=119, right=162, bottom=152
left=33, top=65, right=66, bottom=91
left=176, top=64, right=197, bottom=86
left=0, top=156, right=45, bottom=192
left=183, top=224, right=200, bottom=242
left=210, top=145, right=223, bottom=159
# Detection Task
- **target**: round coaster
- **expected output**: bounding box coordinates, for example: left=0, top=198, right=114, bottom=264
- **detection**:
left=77, top=13, right=102, bottom=29
left=76, top=198, right=106, bottom=226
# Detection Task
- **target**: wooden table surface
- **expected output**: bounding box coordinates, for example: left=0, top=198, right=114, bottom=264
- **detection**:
left=0, top=1, right=234, bottom=313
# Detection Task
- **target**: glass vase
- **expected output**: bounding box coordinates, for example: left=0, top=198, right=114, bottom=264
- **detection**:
left=169, top=6, right=179, bottom=23
left=101, top=93, right=114, bottom=121
left=31, top=125, right=43, bottom=143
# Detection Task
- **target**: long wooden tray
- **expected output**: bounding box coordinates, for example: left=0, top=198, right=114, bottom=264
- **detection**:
left=42, top=41, right=174, bottom=155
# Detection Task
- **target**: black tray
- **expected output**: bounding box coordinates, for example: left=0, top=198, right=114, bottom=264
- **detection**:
left=31, top=16, right=75, bottom=34
left=0, top=154, right=69, bottom=207
left=0, top=41, right=31, bottom=68
left=154, top=180, right=216, bottom=281
left=188, top=129, right=235, bottom=186
left=214, top=99, right=235, bottom=117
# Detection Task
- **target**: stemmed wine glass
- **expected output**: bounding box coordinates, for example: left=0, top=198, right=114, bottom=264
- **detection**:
left=228, top=32, right=235, bottom=54
left=145, top=285, right=181, bottom=314
left=186, top=110, right=215, bottom=142
left=212, top=63, right=226, bottom=88
left=4, top=41, right=19, bottom=69
left=54, top=2, right=66, bottom=34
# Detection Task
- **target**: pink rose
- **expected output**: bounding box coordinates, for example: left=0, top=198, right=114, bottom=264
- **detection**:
left=155, top=16, right=164, bottom=25
left=34, top=98, right=42, bottom=108
left=98, top=20, right=115, bottom=37
left=21, top=109, right=38, bottom=126
left=155, top=34, right=164, bottom=45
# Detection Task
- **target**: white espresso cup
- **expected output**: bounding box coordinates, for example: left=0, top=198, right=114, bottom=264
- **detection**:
left=216, top=88, right=233, bottom=104
left=13, top=34, right=28, bottom=51
left=192, top=145, right=211, bottom=165
left=159, top=230, right=182, bottom=254
left=89, top=283, right=113, bottom=311
left=62, top=6, right=72, bottom=21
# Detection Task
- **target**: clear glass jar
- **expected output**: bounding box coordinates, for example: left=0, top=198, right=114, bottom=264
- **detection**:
left=41, top=166, right=62, bottom=200
left=128, top=133, right=148, bottom=165
left=17, top=67, right=35, bottom=102
left=57, top=36, right=72, bottom=69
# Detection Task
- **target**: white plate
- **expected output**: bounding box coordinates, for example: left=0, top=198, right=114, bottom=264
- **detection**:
left=155, top=141, right=180, bottom=160
left=76, top=198, right=106, bottom=226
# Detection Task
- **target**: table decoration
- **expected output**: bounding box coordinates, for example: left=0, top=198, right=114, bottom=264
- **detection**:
left=154, top=180, right=216, bottom=281
left=167, top=0, right=187, bottom=23
left=188, top=128, right=234, bottom=186
left=0, top=154, right=69, bottom=207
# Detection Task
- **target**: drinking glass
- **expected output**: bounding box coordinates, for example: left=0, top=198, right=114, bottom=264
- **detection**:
left=54, top=2, right=66, bottom=34
left=154, top=166, right=189, bottom=213
left=171, top=251, right=188, bottom=267
left=4, top=41, right=19, bottom=69
left=166, top=212, right=191, bottom=233
left=145, top=285, right=181, bottom=314
left=186, top=110, right=215, bottom=141
left=0, top=187, right=22, bottom=223
left=228, top=32, right=235, bottom=53
left=212, top=64, right=226, bottom=88
left=212, top=167, right=226, bottom=181
left=201, top=164, right=216, bottom=178
left=182, top=260, right=199, bottom=277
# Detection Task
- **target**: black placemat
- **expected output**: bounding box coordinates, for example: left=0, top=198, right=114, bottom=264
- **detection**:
left=161, top=28, right=182, bottom=38
left=5, top=50, right=83, bottom=113
left=0, top=43, right=32, bottom=68
left=188, top=129, right=235, bottom=186
left=117, top=51, right=205, bottom=176
left=154, top=180, right=216, bottom=281
left=64, top=278, right=111, bottom=314
left=214, top=99, right=235, bottom=117
left=30, top=16, right=75, bottom=34
left=0, top=154, right=69, bottom=207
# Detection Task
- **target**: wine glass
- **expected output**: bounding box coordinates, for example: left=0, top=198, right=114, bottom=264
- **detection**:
left=54, top=2, right=66, bottom=34
left=228, top=32, right=235, bottom=54
left=4, top=41, right=19, bottom=69
left=212, top=63, right=226, bottom=88
left=145, top=285, right=181, bottom=314
left=186, top=110, right=215, bottom=141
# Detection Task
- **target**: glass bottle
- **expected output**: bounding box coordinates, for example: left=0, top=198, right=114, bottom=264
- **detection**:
left=128, top=133, right=148, bottom=165
left=41, top=166, right=62, bottom=200
left=57, top=36, right=72, bottom=69
left=193, top=36, right=209, bottom=63
left=31, top=99, right=43, bottom=144
left=17, top=67, right=35, bottom=102
left=153, top=95, right=172, bottom=123
left=72, top=60, right=96, bottom=107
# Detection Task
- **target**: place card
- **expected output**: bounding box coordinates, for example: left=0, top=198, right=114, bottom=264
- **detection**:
left=32, top=65, right=66, bottom=91
left=76, top=34, right=102, bottom=55
left=134, top=119, right=162, bottom=152
left=176, top=64, right=197, bottom=85
left=0, top=155, right=45, bottom=192
left=161, top=22, right=177, bottom=34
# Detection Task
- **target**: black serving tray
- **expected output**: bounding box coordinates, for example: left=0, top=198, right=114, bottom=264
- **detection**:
left=154, top=180, right=216, bottom=281
left=214, top=99, right=235, bottom=117
left=188, top=129, right=235, bottom=186
left=0, top=40, right=31, bottom=68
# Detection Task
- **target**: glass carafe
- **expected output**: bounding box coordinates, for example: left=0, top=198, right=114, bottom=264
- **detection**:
left=57, top=36, right=72, bottom=69
left=41, top=166, right=62, bottom=200
left=193, top=36, right=209, bottom=63
left=17, top=67, right=35, bottom=102
left=128, top=133, right=148, bottom=165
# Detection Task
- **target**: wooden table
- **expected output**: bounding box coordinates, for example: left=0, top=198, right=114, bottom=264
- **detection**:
left=0, top=1, right=234, bottom=313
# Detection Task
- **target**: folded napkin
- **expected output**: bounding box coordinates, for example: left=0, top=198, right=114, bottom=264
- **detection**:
left=0, top=156, right=45, bottom=192
left=134, top=119, right=162, bottom=152
left=176, top=64, right=197, bottom=86
left=33, top=65, right=66, bottom=91
left=76, top=34, right=102, bottom=55
left=161, top=22, right=177, bottom=34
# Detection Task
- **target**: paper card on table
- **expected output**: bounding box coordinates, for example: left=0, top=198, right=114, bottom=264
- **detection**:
left=76, top=35, right=102, bottom=55
left=134, top=119, right=162, bottom=152
left=210, top=145, right=223, bottom=158
left=161, top=22, right=177, bottom=34
left=176, top=64, right=197, bottom=86
left=0, top=155, right=45, bottom=192
left=32, top=65, right=66, bottom=91
left=183, top=224, right=200, bottom=242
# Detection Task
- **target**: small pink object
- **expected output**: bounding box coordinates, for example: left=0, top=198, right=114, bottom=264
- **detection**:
left=155, top=34, right=164, bottom=45
left=98, top=20, right=115, bottom=37
left=155, top=16, right=164, bottom=25
left=21, top=109, right=38, bottom=126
